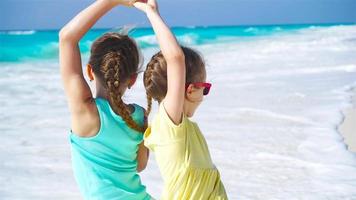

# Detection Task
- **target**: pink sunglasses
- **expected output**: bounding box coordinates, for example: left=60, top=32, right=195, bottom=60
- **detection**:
left=186, top=82, right=212, bottom=95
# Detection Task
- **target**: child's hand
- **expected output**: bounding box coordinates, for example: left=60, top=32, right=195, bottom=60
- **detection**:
left=133, top=0, right=158, bottom=13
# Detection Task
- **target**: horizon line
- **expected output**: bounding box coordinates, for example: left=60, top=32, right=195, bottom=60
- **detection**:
left=1, top=22, right=355, bottom=32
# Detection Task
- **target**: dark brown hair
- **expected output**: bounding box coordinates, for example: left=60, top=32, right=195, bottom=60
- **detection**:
left=89, top=32, right=145, bottom=133
left=144, top=46, right=206, bottom=116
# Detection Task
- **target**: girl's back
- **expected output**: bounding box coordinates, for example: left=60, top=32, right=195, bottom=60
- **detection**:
left=70, top=98, right=149, bottom=199
left=59, top=0, right=151, bottom=199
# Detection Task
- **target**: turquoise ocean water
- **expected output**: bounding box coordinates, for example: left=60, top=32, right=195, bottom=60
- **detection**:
left=0, top=24, right=342, bottom=62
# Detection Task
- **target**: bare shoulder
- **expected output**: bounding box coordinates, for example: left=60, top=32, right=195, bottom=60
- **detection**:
left=71, top=98, right=100, bottom=138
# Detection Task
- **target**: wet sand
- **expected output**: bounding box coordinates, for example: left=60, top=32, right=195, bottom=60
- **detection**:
left=339, top=89, right=356, bottom=152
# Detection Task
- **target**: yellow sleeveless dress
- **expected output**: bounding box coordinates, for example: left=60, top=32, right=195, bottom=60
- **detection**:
left=144, top=103, right=228, bottom=200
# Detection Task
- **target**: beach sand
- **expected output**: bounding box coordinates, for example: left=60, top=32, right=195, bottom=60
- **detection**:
left=339, top=89, right=356, bottom=152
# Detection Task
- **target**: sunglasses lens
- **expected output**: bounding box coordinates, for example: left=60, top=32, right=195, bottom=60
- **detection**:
left=203, top=87, right=210, bottom=95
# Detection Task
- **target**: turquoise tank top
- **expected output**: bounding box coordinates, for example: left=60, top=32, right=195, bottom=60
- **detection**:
left=69, top=98, right=151, bottom=200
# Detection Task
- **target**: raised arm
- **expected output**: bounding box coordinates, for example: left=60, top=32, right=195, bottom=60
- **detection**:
left=134, top=0, right=186, bottom=125
left=59, top=0, right=134, bottom=135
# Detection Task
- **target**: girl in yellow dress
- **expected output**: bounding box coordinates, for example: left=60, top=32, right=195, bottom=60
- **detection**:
left=134, top=0, right=228, bottom=199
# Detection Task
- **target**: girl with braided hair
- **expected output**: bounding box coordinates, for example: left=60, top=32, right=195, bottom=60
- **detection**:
left=59, top=0, right=151, bottom=199
left=134, top=0, right=228, bottom=199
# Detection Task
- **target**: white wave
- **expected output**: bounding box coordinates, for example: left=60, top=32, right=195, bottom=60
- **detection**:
left=4, top=30, right=36, bottom=35
left=234, top=107, right=316, bottom=125
left=137, top=33, right=199, bottom=46
left=177, top=33, right=199, bottom=45
left=136, top=35, right=157, bottom=46
left=244, top=27, right=258, bottom=33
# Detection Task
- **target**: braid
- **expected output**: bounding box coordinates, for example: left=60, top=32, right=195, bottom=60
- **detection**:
left=144, top=66, right=153, bottom=117
left=145, top=93, right=153, bottom=117
left=143, top=51, right=174, bottom=119
left=102, top=51, right=145, bottom=133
